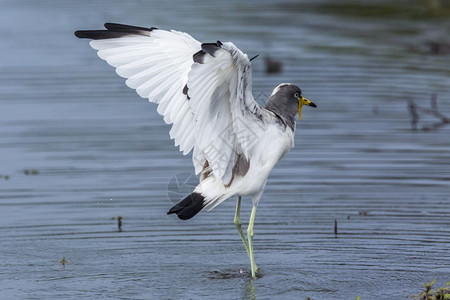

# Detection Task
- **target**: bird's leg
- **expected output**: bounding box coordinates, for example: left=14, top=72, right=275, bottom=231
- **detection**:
left=247, top=205, right=258, bottom=278
left=234, top=196, right=250, bottom=257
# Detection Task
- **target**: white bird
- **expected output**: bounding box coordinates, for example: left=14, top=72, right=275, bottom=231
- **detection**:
left=75, top=23, right=316, bottom=278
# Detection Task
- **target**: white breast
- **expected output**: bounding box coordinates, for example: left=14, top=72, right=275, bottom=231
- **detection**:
left=195, top=122, right=295, bottom=210
left=236, top=123, right=294, bottom=197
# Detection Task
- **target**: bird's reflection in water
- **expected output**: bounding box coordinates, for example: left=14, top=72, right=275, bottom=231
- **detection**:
left=243, top=278, right=256, bottom=300
left=208, top=268, right=262, bottom=299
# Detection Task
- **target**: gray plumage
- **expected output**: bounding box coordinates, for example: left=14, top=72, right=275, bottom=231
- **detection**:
left=265, top=84, right=302, bottom=131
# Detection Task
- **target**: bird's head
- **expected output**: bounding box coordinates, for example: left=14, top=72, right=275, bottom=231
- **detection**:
left=265, top=83, right=316, bottom=127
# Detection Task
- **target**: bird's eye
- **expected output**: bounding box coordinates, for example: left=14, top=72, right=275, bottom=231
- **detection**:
left=294, top=92, right=300, bottom=98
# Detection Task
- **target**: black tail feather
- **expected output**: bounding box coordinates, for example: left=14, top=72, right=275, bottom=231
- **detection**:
left=167, top=193, right=205, bottom=220
left=104, top=23, right=156, bottom=32
left=74, top=23, right=156, bottom=40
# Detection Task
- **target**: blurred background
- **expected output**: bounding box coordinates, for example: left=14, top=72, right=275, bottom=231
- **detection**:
left=1, top=0, right=449, bottom=299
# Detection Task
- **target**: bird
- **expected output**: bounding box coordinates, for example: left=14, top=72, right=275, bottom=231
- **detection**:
left=75, top=23, right=316, bottom=278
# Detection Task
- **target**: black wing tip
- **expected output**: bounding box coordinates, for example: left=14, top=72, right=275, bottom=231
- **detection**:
left=75, top=23, right=156, bottom=40
left=74, top=30, right=112, bottom=39
left=104, top=23, right=157, bottom=32
left=74, top=30, right=91, bottom=39
left=167, top=192, right=205, bottom=220
left=250, top=54, right=259, bottom=62
left=201, top=41, right=223, bottom=57
left=193, top=40, right=223, bottom=63
left=74, top=30, right=84, bottom=38
left=182, top=84, right=191, bottom=100
left=193, top=50, right=206, bottom=63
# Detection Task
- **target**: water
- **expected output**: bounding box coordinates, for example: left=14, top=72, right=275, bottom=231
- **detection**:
left=1, top=0, right=450, bottom=299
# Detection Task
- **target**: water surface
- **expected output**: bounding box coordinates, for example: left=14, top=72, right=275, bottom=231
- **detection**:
left=1, top=0, right=450, bottom=299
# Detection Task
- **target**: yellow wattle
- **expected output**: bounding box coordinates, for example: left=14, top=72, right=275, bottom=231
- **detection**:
left=298, top=102, right=303, bottom=120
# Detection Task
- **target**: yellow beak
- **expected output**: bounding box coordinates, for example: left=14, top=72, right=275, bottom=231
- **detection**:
left=298, top=96, right=317, bottom=120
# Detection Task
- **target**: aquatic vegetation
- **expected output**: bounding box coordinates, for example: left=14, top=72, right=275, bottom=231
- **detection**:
left=304, top=280, right=450, bottom=299
left=411, top=279, right=450, bottom=299
left=59, top=256, right=71, bottom=267
left=307, top=297, right=360, bottom=300
left=23, top=169, right=39, bottom=175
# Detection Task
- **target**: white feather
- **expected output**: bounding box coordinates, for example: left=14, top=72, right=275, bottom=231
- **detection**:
left=86, top=26, right=293, bottom=210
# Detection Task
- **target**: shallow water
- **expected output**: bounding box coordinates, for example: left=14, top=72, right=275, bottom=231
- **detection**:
left=1, top=0, right=450, bottom=299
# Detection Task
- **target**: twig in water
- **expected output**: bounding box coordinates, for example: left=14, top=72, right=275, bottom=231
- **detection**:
left=408, top=93, right=450, bottom=131
left=334, top=219, right=338, bottom=238
left=118, top=216, right=122, bottom=232
left=111, top=216, right=123, bottom=232
left=408, top=100, right=419, bottom=131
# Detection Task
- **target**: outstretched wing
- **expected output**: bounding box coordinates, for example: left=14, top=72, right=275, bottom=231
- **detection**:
left=75, top=23, right=266, bottom=185
left=76, top=23, right=200, bottom=156
left=186, top=41, right=266, bottom=184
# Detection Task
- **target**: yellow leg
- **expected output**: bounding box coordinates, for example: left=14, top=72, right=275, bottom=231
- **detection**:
left=234, top=196, right=250, bottom=256
left=247, top=205, right=258, bottom=278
